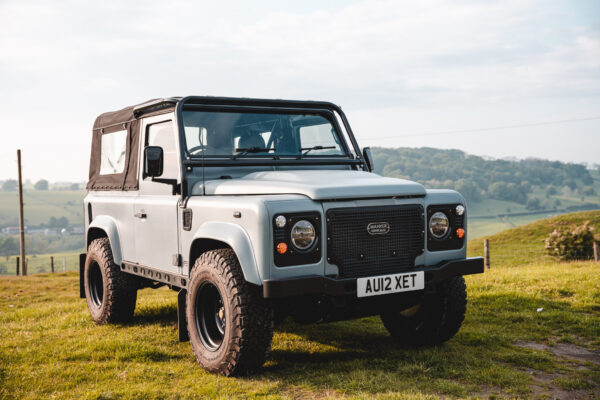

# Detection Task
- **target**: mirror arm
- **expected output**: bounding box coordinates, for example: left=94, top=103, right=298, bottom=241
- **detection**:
left=151, top=178, right=181, bottom=195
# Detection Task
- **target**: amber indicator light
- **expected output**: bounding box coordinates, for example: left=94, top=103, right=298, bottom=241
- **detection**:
left=456, top=228, right=465, bottom=239
left=276, top=242, right=288, bottom=254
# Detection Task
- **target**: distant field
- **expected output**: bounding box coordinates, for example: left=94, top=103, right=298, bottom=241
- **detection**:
left=0, top=190, right=85, bottom=227
left=0, top=252, right=81, bottom=275
left=1, top=211, right=598, bottom=399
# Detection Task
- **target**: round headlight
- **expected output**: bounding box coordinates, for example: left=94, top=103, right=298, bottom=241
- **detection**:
left=290, top=220, right=316, bottom=250
left=429, top=212, right=450, bottom=239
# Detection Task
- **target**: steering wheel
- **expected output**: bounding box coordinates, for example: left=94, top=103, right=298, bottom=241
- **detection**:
left=187, top=145, right=206, bottom=155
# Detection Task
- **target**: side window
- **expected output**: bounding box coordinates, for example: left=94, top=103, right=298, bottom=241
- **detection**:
left=100, top=130, right=127, bottom=175
left=147, top=121, right=179, bottom=180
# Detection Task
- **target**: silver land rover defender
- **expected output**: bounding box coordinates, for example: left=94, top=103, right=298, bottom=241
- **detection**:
left=80, top=96, right=484, bottom=376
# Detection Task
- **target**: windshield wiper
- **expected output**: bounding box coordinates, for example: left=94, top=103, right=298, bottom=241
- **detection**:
left=298, top=145, right=336, bottom=158
left=233, top=147, right=276, bottom=160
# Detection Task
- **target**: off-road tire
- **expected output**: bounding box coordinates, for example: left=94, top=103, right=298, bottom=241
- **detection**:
left=84, top=238, right=138, bottom=324
left=186, top=248, right=274, bottom=376
left=380, top=276, right=467, bottom=345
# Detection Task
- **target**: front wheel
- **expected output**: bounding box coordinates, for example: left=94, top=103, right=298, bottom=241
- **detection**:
left=84, top=238, right=138, bottom=324
left=186, top=249, right=274, bottom=376
left=380, top=276, right=467, bottom=345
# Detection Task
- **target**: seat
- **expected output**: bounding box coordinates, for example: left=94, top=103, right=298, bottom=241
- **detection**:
left=237, top=132, right=266, bottom=150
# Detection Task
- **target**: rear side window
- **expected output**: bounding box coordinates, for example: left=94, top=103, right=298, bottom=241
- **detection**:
left=100, top=130, right=127, bottom=175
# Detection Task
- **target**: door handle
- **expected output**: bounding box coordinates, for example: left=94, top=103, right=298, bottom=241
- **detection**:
left=134, top=212, right=147, bottom=219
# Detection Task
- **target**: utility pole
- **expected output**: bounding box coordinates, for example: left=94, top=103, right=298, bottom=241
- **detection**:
left=17, top=149, right=26, bottom=276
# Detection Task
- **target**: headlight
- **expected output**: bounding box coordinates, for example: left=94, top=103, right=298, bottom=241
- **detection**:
left=429, top=212, right=450, bottom=239
left=455, top=205, right=465, bottom=216
left=290, top=220, right=316, bottom=250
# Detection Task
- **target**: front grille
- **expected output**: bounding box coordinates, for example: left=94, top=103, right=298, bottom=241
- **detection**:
left=326, top=205, right=424, bottom=279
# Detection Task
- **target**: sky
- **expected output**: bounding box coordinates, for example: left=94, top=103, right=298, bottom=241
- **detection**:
left=0, top=0, right=598, bottom=182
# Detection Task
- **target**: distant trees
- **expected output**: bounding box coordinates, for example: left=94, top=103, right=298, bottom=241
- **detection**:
left=371, top=147, right=598, bottom=209
left=526, top=197, right=542, bottom=211
left=454, top=179, right=482, bottom=203
left=48, top=216, right=69, bottom=229
left=488, top=182, right=527, bottom=204
left=2, top=179, right=17, bottom=191
left=34, top=179, right=49, bottom=190
left=0, top=237, right=19, bottom=261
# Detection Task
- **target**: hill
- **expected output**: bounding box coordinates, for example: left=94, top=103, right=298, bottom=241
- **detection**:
left=467, top=210, right=600, bottom=267
left=372, top=147, right=600, bottom=237
left=0, top=212, right=598, bottom=398
left=0, top=190, right=85, bottom=227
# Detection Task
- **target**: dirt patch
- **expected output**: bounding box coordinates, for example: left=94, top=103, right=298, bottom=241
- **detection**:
left=527, top=369, right=581, bottom=400
left=514, top=341, right=599, bottom=399
left=515, top=341, right=600, bottom=365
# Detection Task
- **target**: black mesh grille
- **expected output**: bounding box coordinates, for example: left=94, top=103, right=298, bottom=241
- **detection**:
left=326, top=205, right=424, bottom=279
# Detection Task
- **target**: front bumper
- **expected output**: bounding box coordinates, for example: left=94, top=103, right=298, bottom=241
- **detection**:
left=263, top=257, right=484, bottom=298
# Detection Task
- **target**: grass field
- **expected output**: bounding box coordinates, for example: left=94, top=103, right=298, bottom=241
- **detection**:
left=1, top=213, right=599, bottom=399
left=0, top=252, right=81, bottom=275
left=0, top=190, right=85, bottom=227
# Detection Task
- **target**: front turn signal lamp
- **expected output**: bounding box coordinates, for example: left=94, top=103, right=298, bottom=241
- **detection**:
left=276, top=242, right=288, bottom=254
left=456, top=228, right=465, bottom=239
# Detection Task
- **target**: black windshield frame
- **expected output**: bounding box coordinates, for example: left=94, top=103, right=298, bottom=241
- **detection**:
left=174, top=96, right=369, bottom=198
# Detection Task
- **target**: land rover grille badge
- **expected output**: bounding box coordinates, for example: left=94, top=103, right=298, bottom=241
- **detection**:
left=367, top=222, right=390, bottom=235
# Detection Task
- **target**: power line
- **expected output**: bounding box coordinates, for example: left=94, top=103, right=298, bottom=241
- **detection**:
left=367, top=116, right=600, bottom=140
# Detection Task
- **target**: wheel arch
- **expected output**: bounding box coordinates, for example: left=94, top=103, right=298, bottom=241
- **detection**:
left=189, top=222, right=261, bottom=285
left=86, top=215, right=123, bottom=265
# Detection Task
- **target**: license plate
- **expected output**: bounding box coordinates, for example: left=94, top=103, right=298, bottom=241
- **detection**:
left=357, top=271, right=425, bottom=298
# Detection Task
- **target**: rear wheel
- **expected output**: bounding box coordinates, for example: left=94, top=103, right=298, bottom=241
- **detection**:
left=380, top=276, right=467, bottom=345
left=186, top=249, right=274, bottom=376
left=84, top=238, right=138, bottom=324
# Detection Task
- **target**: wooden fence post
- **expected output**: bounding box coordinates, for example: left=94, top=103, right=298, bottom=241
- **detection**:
left=51, top=256, right=54, bottom=273
left=594, top=241, right=599, bottom=262
left=16, top=257, right=20, bottom=276
left=484, top=239, right=490, bottom=269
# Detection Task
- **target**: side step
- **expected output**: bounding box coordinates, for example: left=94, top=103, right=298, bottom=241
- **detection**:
left=120, top=261, right=188, bottom=289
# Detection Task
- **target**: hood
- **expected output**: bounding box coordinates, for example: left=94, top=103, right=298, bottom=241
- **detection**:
left=194, top=170, right=426, bottom=200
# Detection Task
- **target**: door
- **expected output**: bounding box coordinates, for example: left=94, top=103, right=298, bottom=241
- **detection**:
left=134, top=117, right=181, bottom=274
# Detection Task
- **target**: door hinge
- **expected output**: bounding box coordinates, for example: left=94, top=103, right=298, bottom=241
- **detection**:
left=172, top=254, right=182, bottom=267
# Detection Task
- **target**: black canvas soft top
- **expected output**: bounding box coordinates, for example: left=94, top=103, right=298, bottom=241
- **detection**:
left=87, top=98, right=179, bottom=191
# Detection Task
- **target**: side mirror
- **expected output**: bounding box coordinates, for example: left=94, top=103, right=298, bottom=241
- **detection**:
left=362, top=147, right=375, bottom=172
left=144, top=146, right=164, bottom=178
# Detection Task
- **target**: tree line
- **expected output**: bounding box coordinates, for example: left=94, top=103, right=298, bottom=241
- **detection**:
left=372, top=147, right=598, bottom=209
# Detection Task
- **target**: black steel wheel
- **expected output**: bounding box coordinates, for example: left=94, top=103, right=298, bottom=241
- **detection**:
left=88, top=260, right=104, bottom=308
left=195, top=281, right=226, bottom=351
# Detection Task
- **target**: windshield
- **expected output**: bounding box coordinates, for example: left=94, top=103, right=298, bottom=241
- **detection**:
left=182, top=111, right=348, bottom=159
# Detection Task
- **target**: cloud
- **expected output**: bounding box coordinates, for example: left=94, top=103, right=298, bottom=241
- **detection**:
left=0, top=0, right=598, bottom=180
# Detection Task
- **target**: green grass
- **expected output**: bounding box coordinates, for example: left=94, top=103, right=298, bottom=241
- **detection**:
left=468, top=210, right=600, bottom=266
left=1, top=212, right=599, bottom=399
left=0, top=190, right=85, bottom=226
left=0, top=263, right=598, bottom=399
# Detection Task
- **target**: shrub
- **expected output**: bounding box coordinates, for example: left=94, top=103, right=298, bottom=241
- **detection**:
left=544, top=222, right=597, bottom=261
